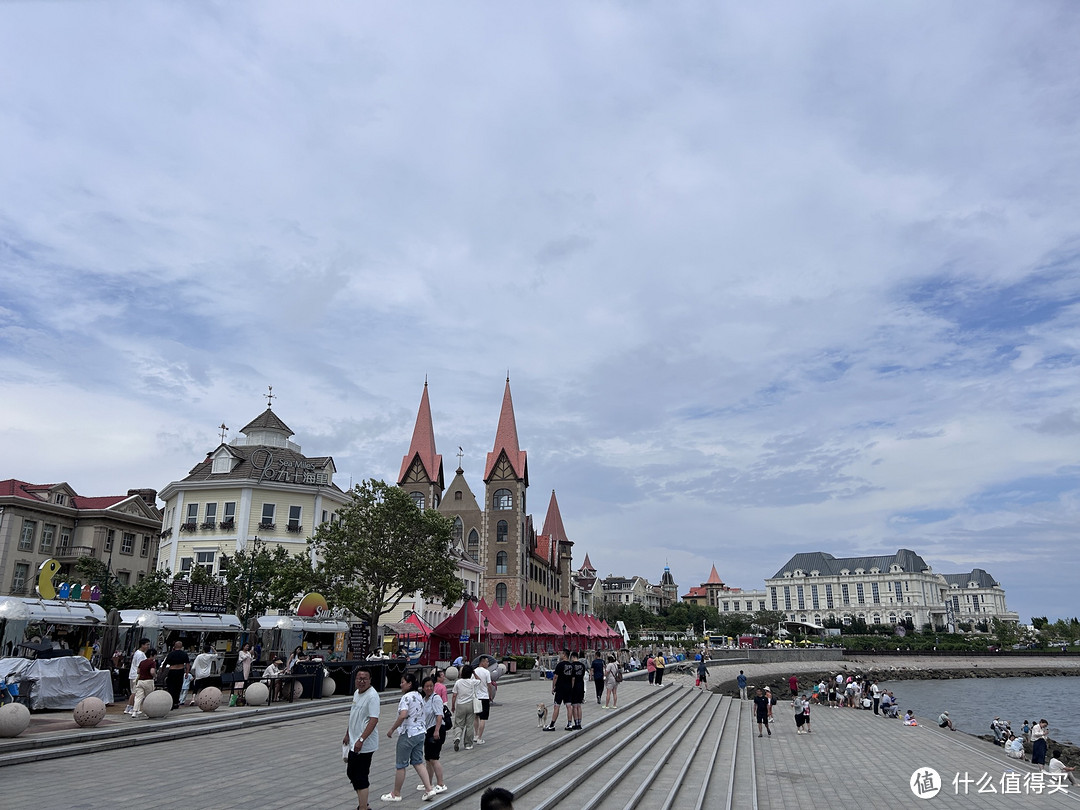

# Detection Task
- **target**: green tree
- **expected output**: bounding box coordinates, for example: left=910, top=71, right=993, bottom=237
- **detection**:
left=308, top=480, right=460, bottom=653
left=717, top=612, right=753, bottom=638
left=752, top=610, right=786, bottom=636
left=222, top=545, right=318, bottom=623
left=991, top=617, right=1019, bottom=648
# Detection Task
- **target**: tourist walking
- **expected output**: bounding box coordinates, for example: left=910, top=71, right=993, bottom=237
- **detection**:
left=189, top=644, right=217, bottom=704
left=788, top=674, right=799, bottom=697
left=545, top=649, right=572, bottom=731
left=420, top=676, right=448, bottom=795
left=646, top=654, right=656, bottom=685
left=591, top=652, right=605, bottom=704
left=696, top=657, right=708, bottom=689
left=124, top=638, right=150, bottom=715
left=753, top=688, right=771, bottom=737
left=654, top=653, right=666, bottom=686
left=130, top=648, right=157, bottom=720
left=569, top=651, right=587, bottom=730
left=433, top=668, right=449, bottom=705
left=737, top=670, right=747, bottom=700
left=604, top=655, right=620, bottom=709
left=343, top=668, right=379, bottom=810
left=450, top=664, right=479, bottom=751
left=1031, top=719, right=1050, bottom=770
left=383, top=673, right=436, bottom=802
left=473, top=656, right=493, bottom=744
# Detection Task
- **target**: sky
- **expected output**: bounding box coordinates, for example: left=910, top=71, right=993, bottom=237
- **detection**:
left=2, top=2, right=1079, bottom=624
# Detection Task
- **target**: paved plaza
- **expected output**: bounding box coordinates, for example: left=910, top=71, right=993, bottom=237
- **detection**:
left=1, top=668, right=1077, bottom=809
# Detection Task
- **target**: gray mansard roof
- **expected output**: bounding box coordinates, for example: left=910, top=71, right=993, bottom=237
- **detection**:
left=941, top=568, right=1000, bottom=588
left=771, top=548, right=931, bottom=579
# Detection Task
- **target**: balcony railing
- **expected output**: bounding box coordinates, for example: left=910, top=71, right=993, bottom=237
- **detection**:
left=55, top=546, right=97, bottom=561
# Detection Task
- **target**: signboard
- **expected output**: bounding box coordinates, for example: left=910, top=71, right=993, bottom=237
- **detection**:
left=169, top=582, right=229, bottom=613
left=459, top=633, right=470, bottom=643
left=348, top=624, right=370, bottom=658
left=251, top=448, right=330, bottom=486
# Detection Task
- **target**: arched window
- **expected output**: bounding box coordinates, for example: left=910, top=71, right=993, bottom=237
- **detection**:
left=496, top=520, right=508, bottom=543
left=495, top=583, right=507, bottom=607
left=452, top=517, right=463, bottom=545
left=409, top=492, right=425, bottom=510
left=493, top=489, right=512, bottom=510
left=467, top=529, right=479, bottom=561
left=496, top=551, right=508, bottom=574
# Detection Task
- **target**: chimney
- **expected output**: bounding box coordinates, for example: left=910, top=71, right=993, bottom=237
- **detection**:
left=127, top=488, right=158, bottom=506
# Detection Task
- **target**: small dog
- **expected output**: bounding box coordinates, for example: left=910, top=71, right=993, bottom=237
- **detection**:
left=537, top=703, right=549, bottom=728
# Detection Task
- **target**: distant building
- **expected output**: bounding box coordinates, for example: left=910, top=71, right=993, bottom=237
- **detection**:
left=0, top=480, right=161, bottom=596
left=570, top=554, right=599, bottom=615
left=396, top=379, right=574, bottom=612
left=156, top=401, right=350, bottom=579
left=600, top=572, right=668, bottom=615
left=765, top=548, right=1019, bottom=631
left=681, top=565, right=766, bottom=613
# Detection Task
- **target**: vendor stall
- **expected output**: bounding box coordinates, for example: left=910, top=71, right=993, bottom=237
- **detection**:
left=0, top=597, right=108, bottom=662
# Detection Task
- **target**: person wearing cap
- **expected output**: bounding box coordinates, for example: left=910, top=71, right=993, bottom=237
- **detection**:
left=262, top=656, right=287, bottom=701
left=938, top=711, right=955, bottom=730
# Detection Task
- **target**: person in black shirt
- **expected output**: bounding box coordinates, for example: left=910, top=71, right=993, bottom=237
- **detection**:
left=590, top=652, right=605, bottom=705
left=163, top=641, right=190, bottom=710
left=543, top=650, right=572, bottom=731
left=753, top=688, right=772, bottom=737
left=568, top=651, right=587, bottom=730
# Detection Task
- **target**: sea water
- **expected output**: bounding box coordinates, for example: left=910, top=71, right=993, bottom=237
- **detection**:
left=879, top=675, right=1077, bottom=745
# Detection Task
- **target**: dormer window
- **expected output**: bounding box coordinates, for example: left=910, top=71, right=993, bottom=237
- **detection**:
left=783, top=572, right=793, bottom=578
left=854, top=568, right=865, bottom=575
left=793, top=569, right=803, bottom=577
left=840, top=569, right=849, bottom=576
left=810, top=570, right=819, bottom=577
left=212, top=454, right=233, bottom=474
left=870, top=567, right=880, bottom=574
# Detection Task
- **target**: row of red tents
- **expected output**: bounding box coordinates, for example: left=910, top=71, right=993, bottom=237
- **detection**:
left=396, top=599, right=623, bottom=665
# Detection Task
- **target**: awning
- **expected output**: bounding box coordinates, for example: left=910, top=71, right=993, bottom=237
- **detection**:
left=0, top=598, right=107, bottom=626
left=118, top=610, right=243, bottom=632
left=256, top=615, right=348, bottom=633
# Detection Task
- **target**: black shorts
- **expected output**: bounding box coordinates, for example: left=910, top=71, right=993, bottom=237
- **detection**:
left=571, top=689, right=585, bottom=705
left=346, top=750, right=373, bottom=790
left=477, top=698, right=490, bottom=719
left=553, top=690, right=572, bottom=706
left=756, top=713, right=769, bottom=724
left=424, top=726, right=445, bottom=761
left=795, top=714, right=805, bottom=727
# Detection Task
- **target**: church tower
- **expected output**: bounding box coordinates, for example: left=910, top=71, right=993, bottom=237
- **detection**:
left=397, top=382, right=444, bottom=511
left=482, top=378, right=529, bottom=607
left=540, top=490, right=574, bottom=612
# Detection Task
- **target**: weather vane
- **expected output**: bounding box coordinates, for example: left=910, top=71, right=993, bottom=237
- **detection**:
left=265, top=385, right=275, bottom=408
left=219, top=423, right=228, bottom=443
left=457, top=446, right=464, bottom=467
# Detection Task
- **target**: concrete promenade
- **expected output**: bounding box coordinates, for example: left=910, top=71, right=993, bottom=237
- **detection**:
left=1, top=666, right=1078, bottom=809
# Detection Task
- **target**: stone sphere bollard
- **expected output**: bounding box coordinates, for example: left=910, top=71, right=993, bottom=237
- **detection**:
left=242, top=682, right=268, bottom=706
left=292, top=681, right=304, bottom=700
left=0, top=703, right=31, bottom=737
left=197, top=686, right=226, bottom=711
left=142, top=689, right=172, bottom=718
left=322, top=677, right=337, bottom=697
left=73, top=697, right=106, bottom=728
left=445, top=666, right=459, bottom=682
left=492, top=663, right=506, bottom=681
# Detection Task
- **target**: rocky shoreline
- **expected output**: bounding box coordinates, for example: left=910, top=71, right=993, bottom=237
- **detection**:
left=702, top=654, right=1080, bottom=768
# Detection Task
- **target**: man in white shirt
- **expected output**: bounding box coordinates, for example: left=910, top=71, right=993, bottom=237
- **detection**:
left=189, top=644, right=218, bottom=705
left=124, top=638, right=151, bottom=715
left=342, top=669, right=380, bottom=810
left=473, top=656, right=493, bottom=744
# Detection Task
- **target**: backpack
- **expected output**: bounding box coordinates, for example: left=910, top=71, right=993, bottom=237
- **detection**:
left=615, top=665, right=623, bottom=684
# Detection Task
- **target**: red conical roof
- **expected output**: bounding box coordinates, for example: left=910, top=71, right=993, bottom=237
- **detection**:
left=706, top=564, right=725, bottom=585
left=541, top=490, right=569, bottom=544
left=398, top=382, right=443, bottom=486
left=484, top=378, right=528, bottom=482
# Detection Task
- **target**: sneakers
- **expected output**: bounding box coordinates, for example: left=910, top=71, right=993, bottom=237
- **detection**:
left=543, top=724, right=555, bottom=731
left=453, top=738, right=460, bottom=751
left=131, top=712, right=148, bottom=720
left=573, top=724, right=582, bottom=731
left=123, top=706, right=132, bottom=715
left=464, top=744, right=474, bottom=750
left=380, top=794, right=402, bottom=803
left=767, top=727, right=771, bottom=736
left=422, top=790, right=438, bottom=802
left=565, top=725, right=573, bottom=731
left=475, top=738, right=485, bottom=744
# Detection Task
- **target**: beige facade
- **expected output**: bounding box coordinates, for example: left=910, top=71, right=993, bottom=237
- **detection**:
left=0, top=480, right=161, bottom=596
left=156, top=405, right=349, bottom=579
left=766, top=548, right=1019, bottom=631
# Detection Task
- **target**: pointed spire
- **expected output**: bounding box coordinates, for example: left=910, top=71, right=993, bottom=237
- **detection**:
left=582, top=553, right=594, bottom=571
left=484, top=377, right=528, bottom=482
left=398, top=381, right=444, bottom=486
left=541, top=490, right=569, bottom=544
left=705, top=564, right=724, bottom=585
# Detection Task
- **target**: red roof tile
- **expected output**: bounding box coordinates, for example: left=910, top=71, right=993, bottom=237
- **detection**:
left=705, top=564, right=725, bottom=586
left=541, top=490, right=569, bottom=545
